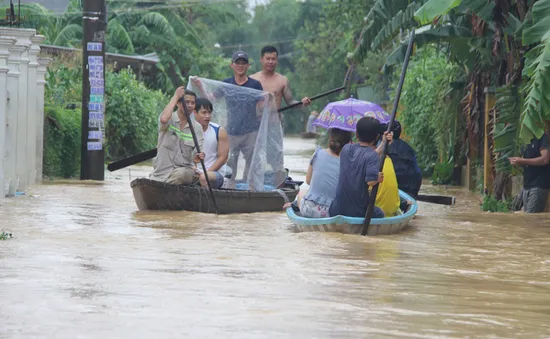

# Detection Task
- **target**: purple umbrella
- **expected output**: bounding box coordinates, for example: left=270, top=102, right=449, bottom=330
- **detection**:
left=312, top=98, right=390, bottom=132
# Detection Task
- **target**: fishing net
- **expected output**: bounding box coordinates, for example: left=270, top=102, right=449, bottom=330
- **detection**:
left=187, top=76, right=285, bottom=191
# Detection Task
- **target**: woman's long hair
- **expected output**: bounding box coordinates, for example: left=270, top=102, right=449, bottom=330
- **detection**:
left=328, top=128, right=352, bottom=155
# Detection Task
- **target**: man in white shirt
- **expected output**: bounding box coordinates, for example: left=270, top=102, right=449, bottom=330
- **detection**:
left=193, top=98, right=231, bottom=189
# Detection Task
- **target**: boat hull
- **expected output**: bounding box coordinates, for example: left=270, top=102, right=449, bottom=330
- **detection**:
left=131, top=178, right=299, bottom=214
left=286, top=190, right=418, bottom=235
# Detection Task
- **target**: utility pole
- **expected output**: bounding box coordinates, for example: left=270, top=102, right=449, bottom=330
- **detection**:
left=80, top=0, right=106, bottom=180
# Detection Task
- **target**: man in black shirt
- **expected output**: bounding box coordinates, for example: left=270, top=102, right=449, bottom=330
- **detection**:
left=509, top=133, right=550, bottom=213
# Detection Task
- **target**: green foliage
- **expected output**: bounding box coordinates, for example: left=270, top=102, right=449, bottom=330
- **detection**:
left=394, top=47, right=463, bottom=172
left=42, top=56, right=168, bottom=177
left=45, top=57, right=82, bottom=108
left=353, top=0, right=427, bottom=61
left=43, top=105, right=82, bottom=178
left=481, top=195, right=510, bottom=212
left=42, top=55, right=83, bottom=178
left=414, top=0, right=463, bottom=25
left=493, top=86, right=523, bottom=174
left=432, top=162, right=454, bottom=185
left=105, top=68, right=168, bottom=160
left=521, top=0, right=550, bottom=142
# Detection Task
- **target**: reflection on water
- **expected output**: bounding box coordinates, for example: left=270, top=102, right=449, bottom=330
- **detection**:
left=1, top=137, right=550, bottom=338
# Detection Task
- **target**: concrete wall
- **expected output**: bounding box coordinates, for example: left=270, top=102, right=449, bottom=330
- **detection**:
left=0, top=28, right=50, bottom=205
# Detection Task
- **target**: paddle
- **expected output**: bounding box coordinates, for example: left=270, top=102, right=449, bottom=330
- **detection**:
left=278, top=86, right=345, bottom=112
left=417, top=194, right=455, bottom=206
left=107, top=86, right=346, bottom=172
left=179, top=97, right=219, bottom=214
left=361, top=29, right=416, bottom=236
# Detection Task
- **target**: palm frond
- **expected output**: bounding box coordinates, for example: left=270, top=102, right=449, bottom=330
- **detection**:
left=492, top=85, right=522, bottom=173
left=520, top=0, right=550, bottom=141
left=106, top=19, right=135, bottom=54
left=138, top=12, right=177, bottom=40
left=383, top=24, right=472, bottom=68
left=52, top=24, right=83, bottom=47
left=161, top=10, right=204, bottom=47
left=353, top=0, right=428, bottom=62
left=414, top=0, right=463, bottom=25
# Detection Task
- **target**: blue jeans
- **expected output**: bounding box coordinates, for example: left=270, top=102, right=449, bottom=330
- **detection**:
left=372, top=206, right=385, bottom=218
left=213, top=171, right=224, bottom=189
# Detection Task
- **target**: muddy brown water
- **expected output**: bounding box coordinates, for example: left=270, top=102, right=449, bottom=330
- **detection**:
left=1, top=137, right=550, bottom=338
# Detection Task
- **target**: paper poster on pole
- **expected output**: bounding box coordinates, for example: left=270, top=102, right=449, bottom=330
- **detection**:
left=87, top=142, right=103, bottom=151
left=87, top=42, right=102, bottom=52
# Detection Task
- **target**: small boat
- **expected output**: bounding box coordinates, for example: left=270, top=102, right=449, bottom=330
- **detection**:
left=131, top=178, right=300, bottom=214
left=286, top=190, right=418, bottom=235
left=300, top=132, right=318, bottom=139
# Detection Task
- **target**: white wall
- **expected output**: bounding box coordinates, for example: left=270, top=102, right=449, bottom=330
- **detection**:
left=0, top=28, right=50, bottom=203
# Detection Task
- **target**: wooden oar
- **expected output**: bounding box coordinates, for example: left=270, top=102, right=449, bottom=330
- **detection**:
left=361, top=29, right=416, bottom=236
left=107, top=148, right=157, bottom=172
left=417, top=194, right=455, bottom=206
left=107, top=86, right=345, bottom=172
left=278, top=86, right=345, bottom=112
left=180, top=97, right=219, bottom=214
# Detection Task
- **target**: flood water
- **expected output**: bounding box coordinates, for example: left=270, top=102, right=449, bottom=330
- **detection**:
left=1, top=137, right=550, bottom=338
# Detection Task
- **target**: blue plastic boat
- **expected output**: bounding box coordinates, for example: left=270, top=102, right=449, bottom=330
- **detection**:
left=286, top=190, right=418, bottom=235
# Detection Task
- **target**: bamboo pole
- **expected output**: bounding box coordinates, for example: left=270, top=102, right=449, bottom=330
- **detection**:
left=483, top=87, right=496, bottom=195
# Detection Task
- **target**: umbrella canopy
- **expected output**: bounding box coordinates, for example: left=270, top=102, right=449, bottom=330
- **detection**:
left=312, top=98, right=390, bottom=132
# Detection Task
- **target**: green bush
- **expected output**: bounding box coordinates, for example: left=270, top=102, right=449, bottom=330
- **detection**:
left=43, top=58, right=169, bottom=178
left=105, top=68, right=168, bottom=160
left=394, top=47, right=463, bottom=173
left=481, top=195, right=511, bottom=213
left=432, top=162, right=454, bottom=185
left=43, top=105, right=82, bottom=178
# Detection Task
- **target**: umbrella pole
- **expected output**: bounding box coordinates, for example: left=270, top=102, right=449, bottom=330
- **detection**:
left=360, top=29, right=415, bottom=236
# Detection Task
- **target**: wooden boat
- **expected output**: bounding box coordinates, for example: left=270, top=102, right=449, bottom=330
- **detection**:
left=300, top=132, right=318, bottom=139
left=131, top=178, right=300, bottom=214
left=286, top=190, right=418, bottom=235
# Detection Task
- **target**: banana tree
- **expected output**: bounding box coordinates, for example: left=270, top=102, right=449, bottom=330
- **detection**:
left=352, top=0, right=549, bottom=199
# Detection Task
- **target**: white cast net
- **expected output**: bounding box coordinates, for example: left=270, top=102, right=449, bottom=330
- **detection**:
left=187, top=77, right=285, bottom=191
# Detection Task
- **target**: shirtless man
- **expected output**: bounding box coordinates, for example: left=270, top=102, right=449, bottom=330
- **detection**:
left=250, top=45, right=311, bottom=188
left=250, top=45, right=311, bottom=117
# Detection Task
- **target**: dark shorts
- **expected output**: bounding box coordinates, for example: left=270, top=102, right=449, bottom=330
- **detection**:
left=522, top=187, right=549, bottom=213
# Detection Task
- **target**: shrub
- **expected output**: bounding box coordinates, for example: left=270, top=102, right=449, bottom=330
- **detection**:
left=42, top=58, right=169, bottom=178
left=481, top=195, right=511, bottom=212
left=43, top=105, right=82, bottom=178
left=104, top=68, right=168, bottom=160
left=432, top=162, right=454, bottom=185
left=393, top=47, right=464, bottom=173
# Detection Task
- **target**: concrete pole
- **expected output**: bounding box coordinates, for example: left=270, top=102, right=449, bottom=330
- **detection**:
left=0, top=28, right=36, bottom=193
left=5, top=42, right=25, bottom=196
left=36, top=57, right=50, bottom=183
left=0, top=37, right=16, bottom=203
left=27, top=34, right=44, bottom=185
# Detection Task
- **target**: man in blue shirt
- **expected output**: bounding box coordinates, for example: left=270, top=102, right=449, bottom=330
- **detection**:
left=329, top=117, right=385, bottom=218
left=192, top=51, right=265, bottom=184
left=220, top=51, right=264, bottom=182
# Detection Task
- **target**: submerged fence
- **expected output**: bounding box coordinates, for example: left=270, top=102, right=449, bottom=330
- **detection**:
left=0, top=28, right=50, bottom=205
